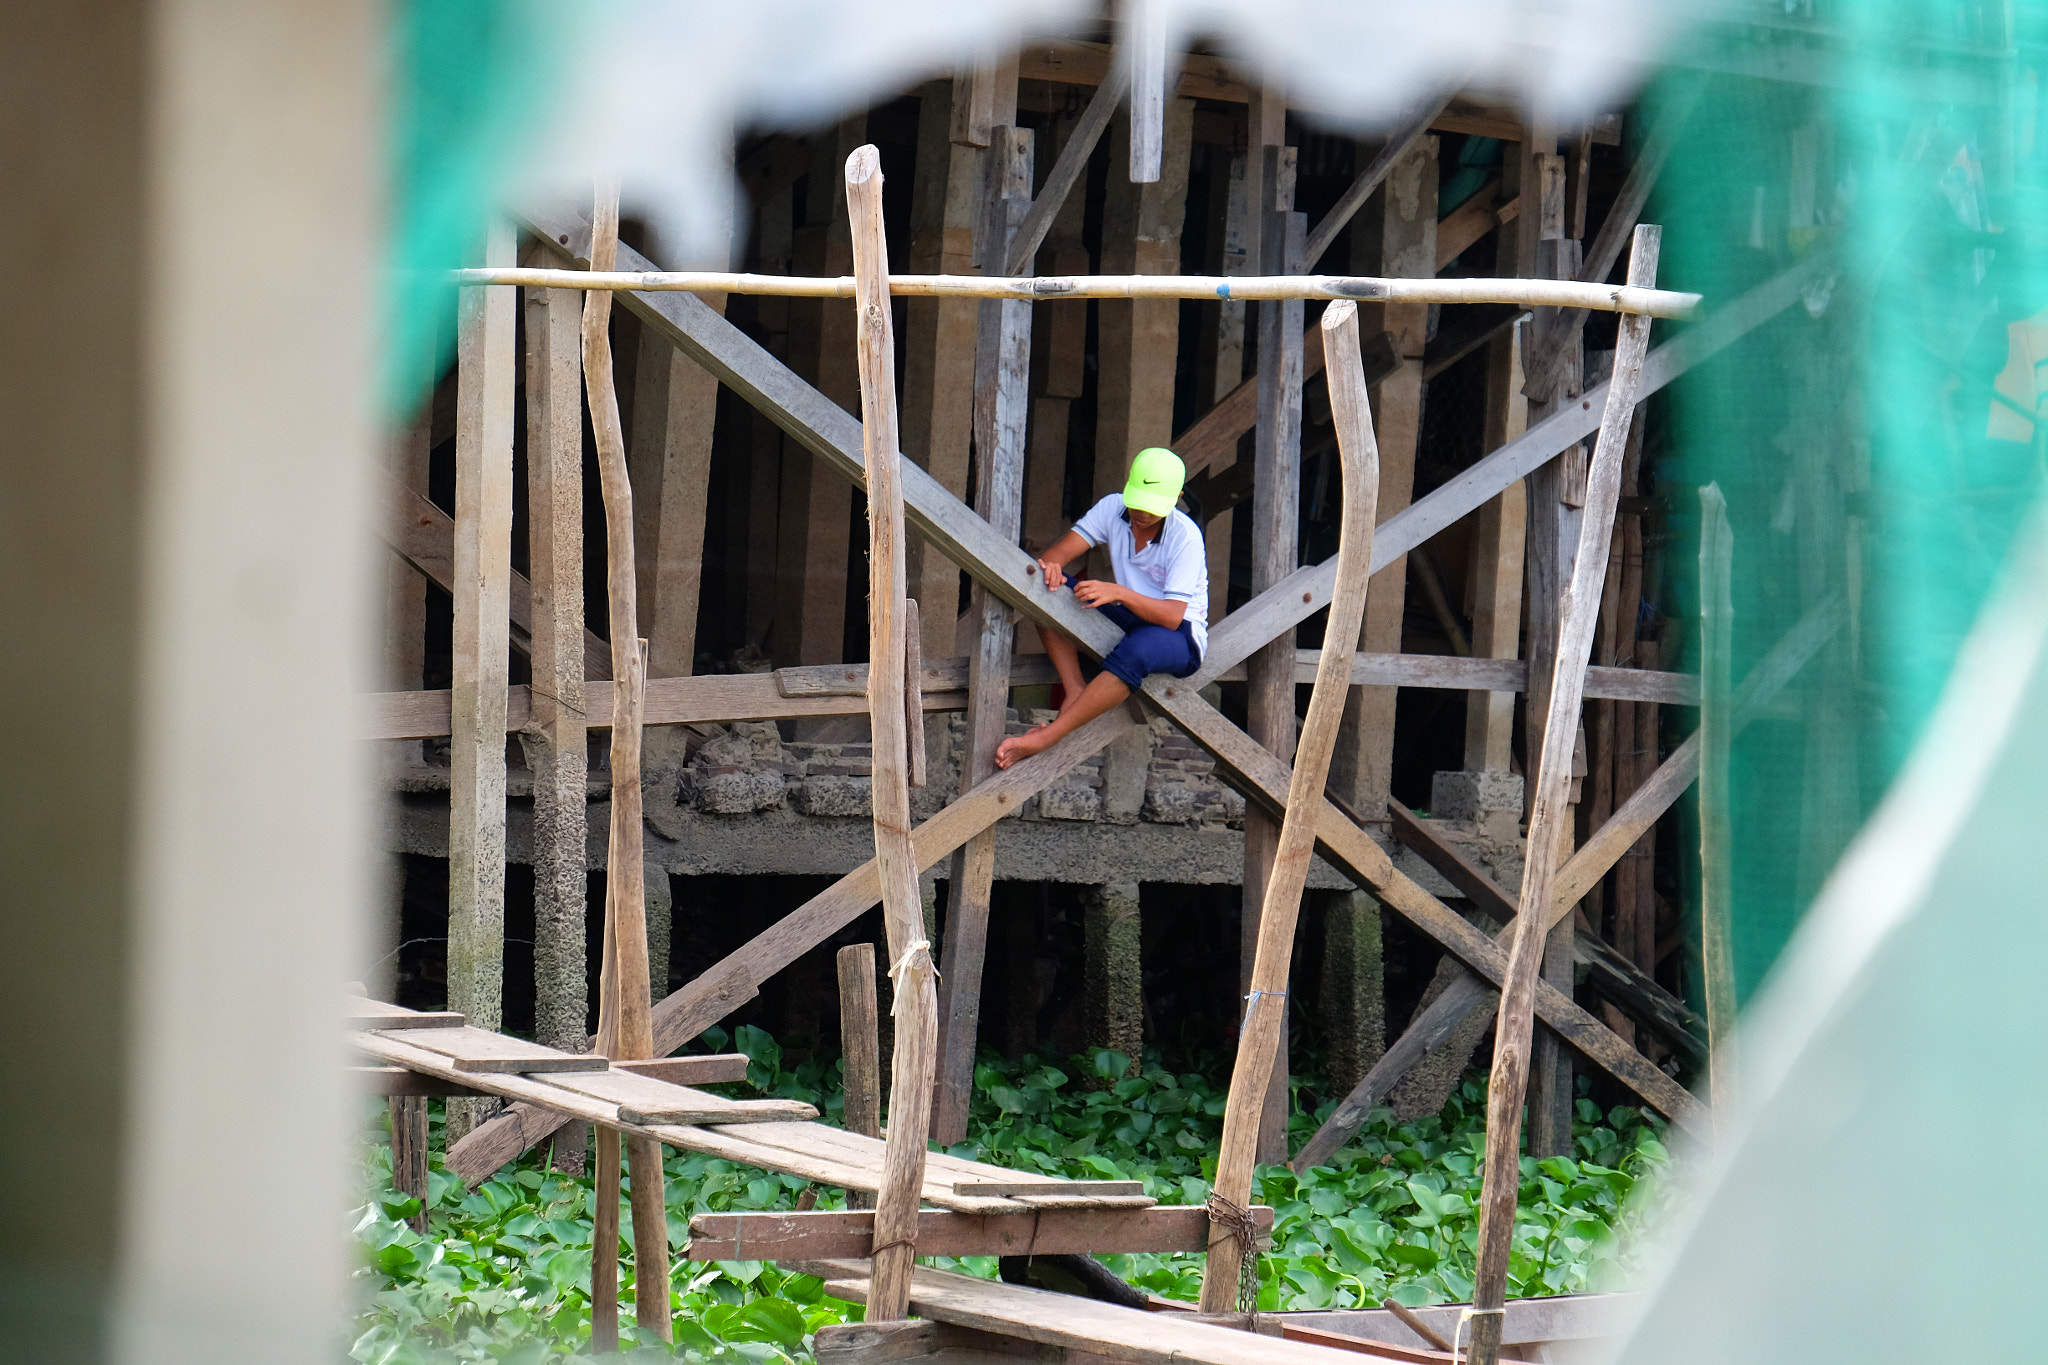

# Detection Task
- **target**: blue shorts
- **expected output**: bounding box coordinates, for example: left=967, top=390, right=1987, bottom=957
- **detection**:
left=1093, top=600, right=1202, bottom=691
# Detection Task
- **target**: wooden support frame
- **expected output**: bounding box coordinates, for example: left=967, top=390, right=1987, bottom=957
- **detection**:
left=445, top=216, right=516, bottom=1146
left=844, top=144, right=936, bottom=1323
left=935, top=127, right=1034, bottom=1145
left=1202, top=301, right=1379, bottom=1312
left=686, top=1204, right=1271, bottom=1262
left=444, top=206, right=1784, bottom=1186
left=1464, top=228, right=1661, bottom=1365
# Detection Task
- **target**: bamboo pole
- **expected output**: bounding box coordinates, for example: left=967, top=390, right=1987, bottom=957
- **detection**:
left=1198, top=299, right=1381, bottom=1314
left=452, top=266, right=1699, bottom=318
left=1698, top=482, right=1738, bottom=1116
left=845, top=143, right=939, bottom=1324
left=1462, top=226, right=1661, bottom=1365
left=582, top=180, right=670, bottom=1348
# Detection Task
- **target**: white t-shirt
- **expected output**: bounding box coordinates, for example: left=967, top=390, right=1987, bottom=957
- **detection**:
left=1071, top=493, right=1210, bottom=657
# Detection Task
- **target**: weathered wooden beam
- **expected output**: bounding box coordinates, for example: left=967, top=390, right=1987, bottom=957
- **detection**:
left=1465, top=228, right=1660, bottom=1365
left=1698, top=482, right=1738, bottom=1115
left=523, top=276, right=591, bottom=1182
left=445, top=216, right=516, bottom=1147
left=936, top=127, right=1033, bottom=1145
left=1302, top=93, right=1453, bottom=268
left=1202, top=300, right=1379, bottom=1312
left=845, top=144, right=936, bottom=1323
left=686, top=1204, right=1270, bottom=1261
left=1007, top=66, right=1126, bottom=274
left=509, top=202, right=1702, bottom=1131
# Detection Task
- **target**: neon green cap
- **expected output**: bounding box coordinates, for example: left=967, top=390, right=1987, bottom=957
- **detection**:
left=1122, top=446, right=1185, bottom=517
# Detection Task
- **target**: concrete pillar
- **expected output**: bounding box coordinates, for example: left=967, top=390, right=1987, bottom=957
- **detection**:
left=1315, top=890, right=1386, bottom=1099
left=1083, top=883, right=1143, bottom=1075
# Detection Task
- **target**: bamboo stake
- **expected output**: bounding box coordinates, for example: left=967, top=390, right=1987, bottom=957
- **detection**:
left=1463, top=226, right=1661, bottom=1365
left=453, top=266, right=1699, bottom=318
left=582, top=180, right=670, bottom=1347
left=845, top=143, right=938, bottom=1324
left=1698, top=481, right=1737, bottom=1116
left=1198, top=299, right=1381, bottom=1314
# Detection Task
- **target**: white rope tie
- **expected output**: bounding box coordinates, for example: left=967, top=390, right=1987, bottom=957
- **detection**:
left=1449, top=1305, right=1505, bottom=1365
left=889, top=938, right=935, bottom=1018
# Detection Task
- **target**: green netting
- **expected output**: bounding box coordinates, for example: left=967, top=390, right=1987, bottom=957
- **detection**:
left=1652, top=0, right=2048, bottom=1015
left=383, top=0, right=558, bottom=415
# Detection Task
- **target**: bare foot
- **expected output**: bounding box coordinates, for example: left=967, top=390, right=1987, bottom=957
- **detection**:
left=995, top=724, right=1056, bottom=770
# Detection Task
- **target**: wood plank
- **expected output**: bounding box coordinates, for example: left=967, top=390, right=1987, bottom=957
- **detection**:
left=686, top=1204, right=1269, bottom=1261
left=345, top=998, right=462, bottom=1029
left=1465, top=228, right=1660, bottom=1365
left=352, top=1066, right=487, bottom=1098
left=1008, top=67, right=1125, bottom=274
left=1205, top=300, right=1380, bottom=1311
left=363, top=652, right=1687, bottom=741
left=1434, top=181, right=1510, bottom=271
left=446, top=215, right=517, bottom=1147
left=375, top=1025, right=611, bottom=1074
left=822, top=1263, right=1380, bottom=1365
left=847, top=142, right=938, bottom=1324
left=1697, top=481, right=1737, bottom=1115
left=539, top=1066, right=816, bottom=1126
left=937, top=127, right=1034, bottom=1145
left=952, top=1180, right=1144, bottom=1199
left=377, top=467, right=612, bottom=683
left=615, top=1054, right=749, bottom=1086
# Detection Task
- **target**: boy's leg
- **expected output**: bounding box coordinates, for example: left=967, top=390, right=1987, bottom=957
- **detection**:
left=1039, top=622, right=1087, bottom=716
left=994, top=669, right=1130, bottom=769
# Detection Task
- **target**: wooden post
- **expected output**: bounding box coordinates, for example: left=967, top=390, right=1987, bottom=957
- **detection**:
left=445, top=216, right=515, bottom=1147
left=901, top=80, right=986, bottom=662
left=1201, top=300, right=1381, bottom=1313
left=1329, top=131, right=1437, bottom=833
left=1091, top=97, right=1194, bottom=538
left=583, top=184, right=669, bottom=1347
left=1460, top=323, right=1529, bottom=842
left=388, top=1095, right=430, bottom=1233
left=1022, top=110, right=1093, bottom=562
left=838, top=943, right=881, bottom=1209
left=382, top=347, right=434, bottom=691
left=1698, top=482, right=1737, bottom=1115
left=1243, top=143, right=1303, bottom=1163
left=935, top=126, right=1033, bottom=1144
left=1463, top=227, right=1660, bottom=1365
left=846, top=144, right=939, bottom=1324
left=773, top=117, right=865, bottom=667
left=523, top=272, right=590, bottom=1174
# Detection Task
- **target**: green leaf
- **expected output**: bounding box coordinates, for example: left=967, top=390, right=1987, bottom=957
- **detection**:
left=741, top=1297, right=809, bottom=1347
left=1090, top=1050, right=1133, bottom=1080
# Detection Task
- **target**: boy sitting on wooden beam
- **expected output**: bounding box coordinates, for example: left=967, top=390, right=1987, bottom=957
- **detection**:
left=995, top=447, right=1207, bottom=770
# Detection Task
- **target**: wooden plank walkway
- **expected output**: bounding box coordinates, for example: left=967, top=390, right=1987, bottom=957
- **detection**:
left=351, top=1001, right=1148, bottom=1215
left=813, top=1262, right=1385, bottom=1365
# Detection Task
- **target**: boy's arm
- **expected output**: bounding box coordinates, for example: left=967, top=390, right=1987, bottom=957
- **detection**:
left=1072, top=579, right=1188, bottom=629
left=1035, top=529, right=1092, bottom=591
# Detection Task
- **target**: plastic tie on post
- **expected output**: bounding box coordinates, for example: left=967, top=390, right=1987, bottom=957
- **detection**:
left=888, top=938, right=936, bottom=1019
left=1449, top=1305, right=1505, bottom=1365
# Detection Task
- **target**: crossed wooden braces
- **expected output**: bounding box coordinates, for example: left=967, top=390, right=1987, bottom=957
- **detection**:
left=445, top=205, right=1834, bottom=1186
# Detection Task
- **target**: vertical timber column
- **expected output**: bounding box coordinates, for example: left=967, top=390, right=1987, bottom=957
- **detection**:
left=522, top=277, right=590, bottom=1171
left=1083, top=883, right=1144, bottom=1073
left=1315, top=889, right=1385, bottom=1098
left=1092, top=99, right=1195, bottom=549
left=3, top=4, right=375, bottom=1357
left=1244, top=140, right=1304, bottom=1164
left=1331, top=133, right=1437, bottom=829
left=746, top=181, right=796, bottom=652
left=773, top=117, right=866, bottom=667
left=935, top=127, right=1033, bottom=1144
left=846, top=143, right=939, bottom=1324
left=628, top=153, right=732, bottom=699
left=900, top=78, right=989, bottom=662
left=1521, top=131, right=1584, bottom=1160
left=1023, top=110, right=1094, bottom=568
left=1444, top=320, right=1529, bottom=848
left=446, top=219, right=517, bottom=1146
